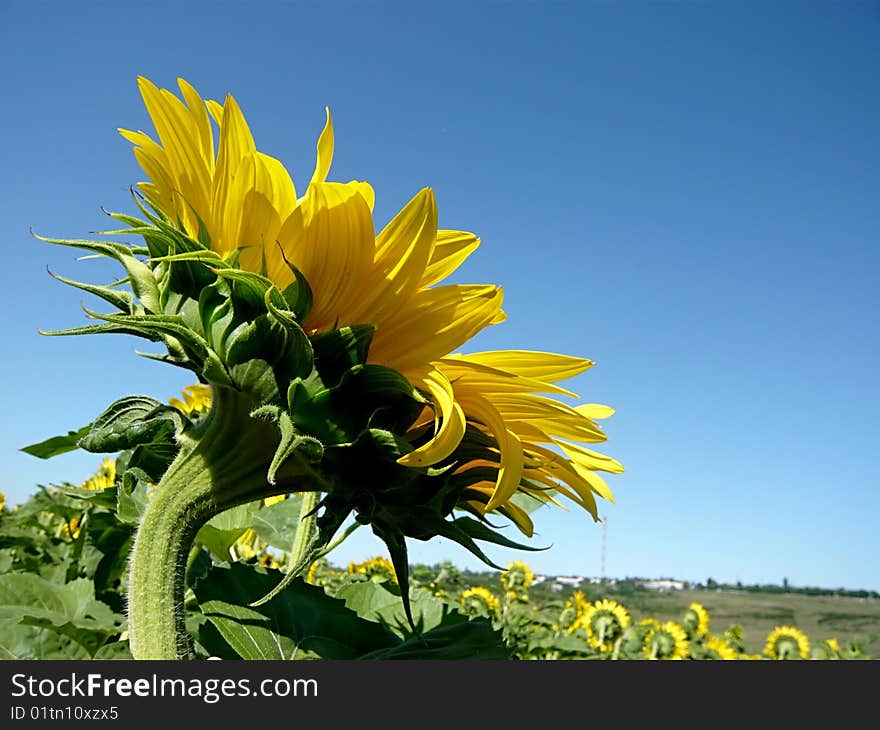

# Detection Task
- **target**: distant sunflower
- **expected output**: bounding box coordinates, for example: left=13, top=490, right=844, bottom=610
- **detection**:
left=81, top=457, right=117, bottom=491
left=501, top=560, right=535, bottom=600
left=169, top=383, right=213, bottom=417
left=703, top=634, right=738, bottom=660
left=644, top=621, right=689, bottom=660
left=682, top=601, right=710, bottom=638
left=764, top=626, right=810, bottom=660
left=558, top=590, right=590, bottom=633
left=348, top=556, right=397, bottom=584
left=581, top=598, right=631, bottom=653
left=460, top=586, right=501, bottom=617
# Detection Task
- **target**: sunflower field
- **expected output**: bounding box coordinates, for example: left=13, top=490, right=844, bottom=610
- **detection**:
left=7, top=76, right=876, bottom=663
left=0, top=463, right=873, bottom=660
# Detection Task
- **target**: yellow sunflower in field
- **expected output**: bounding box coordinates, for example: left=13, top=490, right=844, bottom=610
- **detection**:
left=558, top=590, right=590, bottom=633
left=682, top=601, right=710, bottom=638
left=764, top=626, right=810, bottom=660
left=81, top=457, right=116, bottom=491
left=169, top=383, right=213, bottom=417
left=581, top=598, right=631, bottom=653
left=643, top=621, right=689, bottom=660
left=703, top=634, right=738, bottom=660
left=0, top=492, right=5, bottom=512
left=501, top=560, right=535, bottom=600
left=460, top=586, right=501, bottom=617
left=347, top=556, right=397, bottom=583
left=120, top=77, right=622, bottom=536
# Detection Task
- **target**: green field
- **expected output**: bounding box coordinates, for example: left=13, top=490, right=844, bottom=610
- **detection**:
left=455, top=570, right=880, bottom=656
left=615, top=589, right=879, bottom=654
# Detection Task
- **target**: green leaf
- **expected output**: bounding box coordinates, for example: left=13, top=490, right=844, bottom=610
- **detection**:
left=0, top=619, right=90, bottom=660
left=360, top=620, right=509, bottom=660
left=250, top=495, right=306, bottom=550
left=336, top=580, right=465, bottom=638
left=198, top=600, right=293, bottom=660
left=193, top=564, right=399, bottom=659
left=21, top=426, right=91, bottom=459
left=78, top=395, right=181, bottom=453
left=0, top=574, right=123, bottom=657
left=116, top=468, right=151, bottom=525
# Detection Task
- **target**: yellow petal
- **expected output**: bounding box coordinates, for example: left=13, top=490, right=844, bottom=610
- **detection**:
left=222, top=151, right=296, bottom=272
left=457, top=393, right=524, bottom=511
left=368, top=284, right=503, bottom=372
left=450, top=350, right=594, bottom=383
left=273, top=181, right=375, bottom=329
left=177, top=78, right=214, bottom=173
left=524, top=445, right=600, bottom=518
left=398, top=367, right=466, bottom=467
left=205, top=99, right=224, bottom=126
left=435, top=356, right=579, bottom=398
left=347, top=188, right=437, bottom=324
left=210, top=93, right=256, bottom=253
left=575, top=403, right=616, bottom=419
left=420, top=230, right=480, bottom=288
left=310, top=107, right=334, bottom=186
left=490, top=394, right=607, bottom=443
left=555, top=439, right=624, bottom=474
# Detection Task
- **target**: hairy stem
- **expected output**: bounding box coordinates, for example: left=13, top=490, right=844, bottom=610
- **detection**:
left=127, top=387, right=325, bottom=659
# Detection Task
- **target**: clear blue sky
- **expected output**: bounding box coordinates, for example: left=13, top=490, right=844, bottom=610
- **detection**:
left=1, top=1, right=878, bottom=591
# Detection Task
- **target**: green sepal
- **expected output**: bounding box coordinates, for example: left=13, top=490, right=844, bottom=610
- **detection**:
left=279, top=263, right=313, bottom=322
left=33, top=232, right=160, bottom=313
left=47, top=269, right=133, bottom=313
left=251, top=406, right=324, bottom=484
left=310, top=324, right=375, bottom=388
left=370, top=522, right=418, bottom=634
left=449, top=516, right=547, bottom=553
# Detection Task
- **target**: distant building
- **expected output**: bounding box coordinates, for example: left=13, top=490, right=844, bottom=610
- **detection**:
left=555, top=576, right=583, bottom=587
left=642, top=579, right=686, bottom=592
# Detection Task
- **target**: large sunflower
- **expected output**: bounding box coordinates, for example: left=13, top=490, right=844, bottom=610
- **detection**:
left=121, top=77, right=622, bottom=535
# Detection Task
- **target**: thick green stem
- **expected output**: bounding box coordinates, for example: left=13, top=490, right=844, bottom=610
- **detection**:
left=127, top=387, right=325, bottom=660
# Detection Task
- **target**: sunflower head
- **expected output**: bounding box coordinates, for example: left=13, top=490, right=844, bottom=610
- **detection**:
left=501, top=560, right=535, bottom=600
left=643, top=621, right=689, bottom=660
left=764, top=626, right=810, bottom=660
left=347, top=556, right=397, bottom=584
left=682, top=601, right=710, bottom=638
left=581, top=598, right=631, bottom=653
left=81, top=457, right=117, bottom=491
left=558, top=590, right=590, bottom=633
left=39, top=76, right=622, bottom=625
left=702, top=634, right=738, bottom=660
left=460, top=586, right=501, bottom=617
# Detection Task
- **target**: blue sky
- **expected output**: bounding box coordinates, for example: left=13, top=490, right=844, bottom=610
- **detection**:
left=1, top=1, right=877, bottom=591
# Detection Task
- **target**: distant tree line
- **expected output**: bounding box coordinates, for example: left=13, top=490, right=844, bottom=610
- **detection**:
left=698, top=578, right=879, bottom=599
